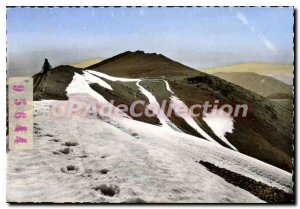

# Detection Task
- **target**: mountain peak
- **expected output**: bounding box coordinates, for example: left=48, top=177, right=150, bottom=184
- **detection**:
left=131, top=50, right=146, bottom=54
left=114, top=50, right=161, bottom=58
left=86, top=50, right=194, bottom=78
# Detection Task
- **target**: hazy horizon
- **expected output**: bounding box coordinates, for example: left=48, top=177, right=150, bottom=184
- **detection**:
left=7, top=7, right=294, bottom=76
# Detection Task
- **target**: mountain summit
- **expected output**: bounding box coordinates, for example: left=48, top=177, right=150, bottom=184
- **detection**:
left=87, top=50, right=198, bottom=78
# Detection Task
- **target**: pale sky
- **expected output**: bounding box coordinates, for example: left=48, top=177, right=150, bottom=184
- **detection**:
left=7, top=7, right=294, bottom=76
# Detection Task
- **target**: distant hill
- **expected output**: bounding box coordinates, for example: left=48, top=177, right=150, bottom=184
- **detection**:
left=212, top=72, right=292, bottom=98
left=69, top=57, right=104, bottom=68
left=204, top=63, right=293, bottom=84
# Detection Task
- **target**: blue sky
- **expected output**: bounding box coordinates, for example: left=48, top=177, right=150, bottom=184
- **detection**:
left=7, top=7, right=293, bottom=76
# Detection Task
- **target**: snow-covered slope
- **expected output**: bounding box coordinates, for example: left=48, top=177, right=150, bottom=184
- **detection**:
left=7, top=100, right=292, bottom=203
left=8, top=70, right=292, bottom=203
left=87, top=70, right=229, bottom=145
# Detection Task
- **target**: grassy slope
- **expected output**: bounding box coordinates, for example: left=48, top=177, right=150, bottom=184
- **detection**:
left=33, top=65, right=83, bottom=100
left=139, top=81, right=211, bottom=140
left=212, top=72, right=292, bottom=97
left=89, top=79, right=161, bottom=126
left=271, top=99, right=293, bottom=111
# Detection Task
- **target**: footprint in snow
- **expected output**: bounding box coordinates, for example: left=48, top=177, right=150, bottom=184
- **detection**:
left=49, top=138, right=61, bottom=142
left=44, top=134, right=54, bottom=137
left=53, top=147, right=73, bottom=155
left=63, top=142, right=79, bottom=146
left=78, top=154, right=88, bottom=158
left=101, top=154, right=110, bottom=159
left=98, top=169, right=109, bottom=175
left=61, top=165, right=80, bottom=174
left=92, top=184, right=120, bottom=197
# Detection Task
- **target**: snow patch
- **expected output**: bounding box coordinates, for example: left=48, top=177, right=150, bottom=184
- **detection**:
left=66, top=72, right=129, bottom=118
left=87, top=70, right=139, bottom=82
left=164, top=80, right=174, bottom=94
left=203, top=109, right=237, bottom=151
left=66, top=72, right=107, bottom=103
left=170, top=96, right=219, bottom=145
left=83, top=71, right=113, bottom=90
left=136, top=81, right=180, bottom=131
